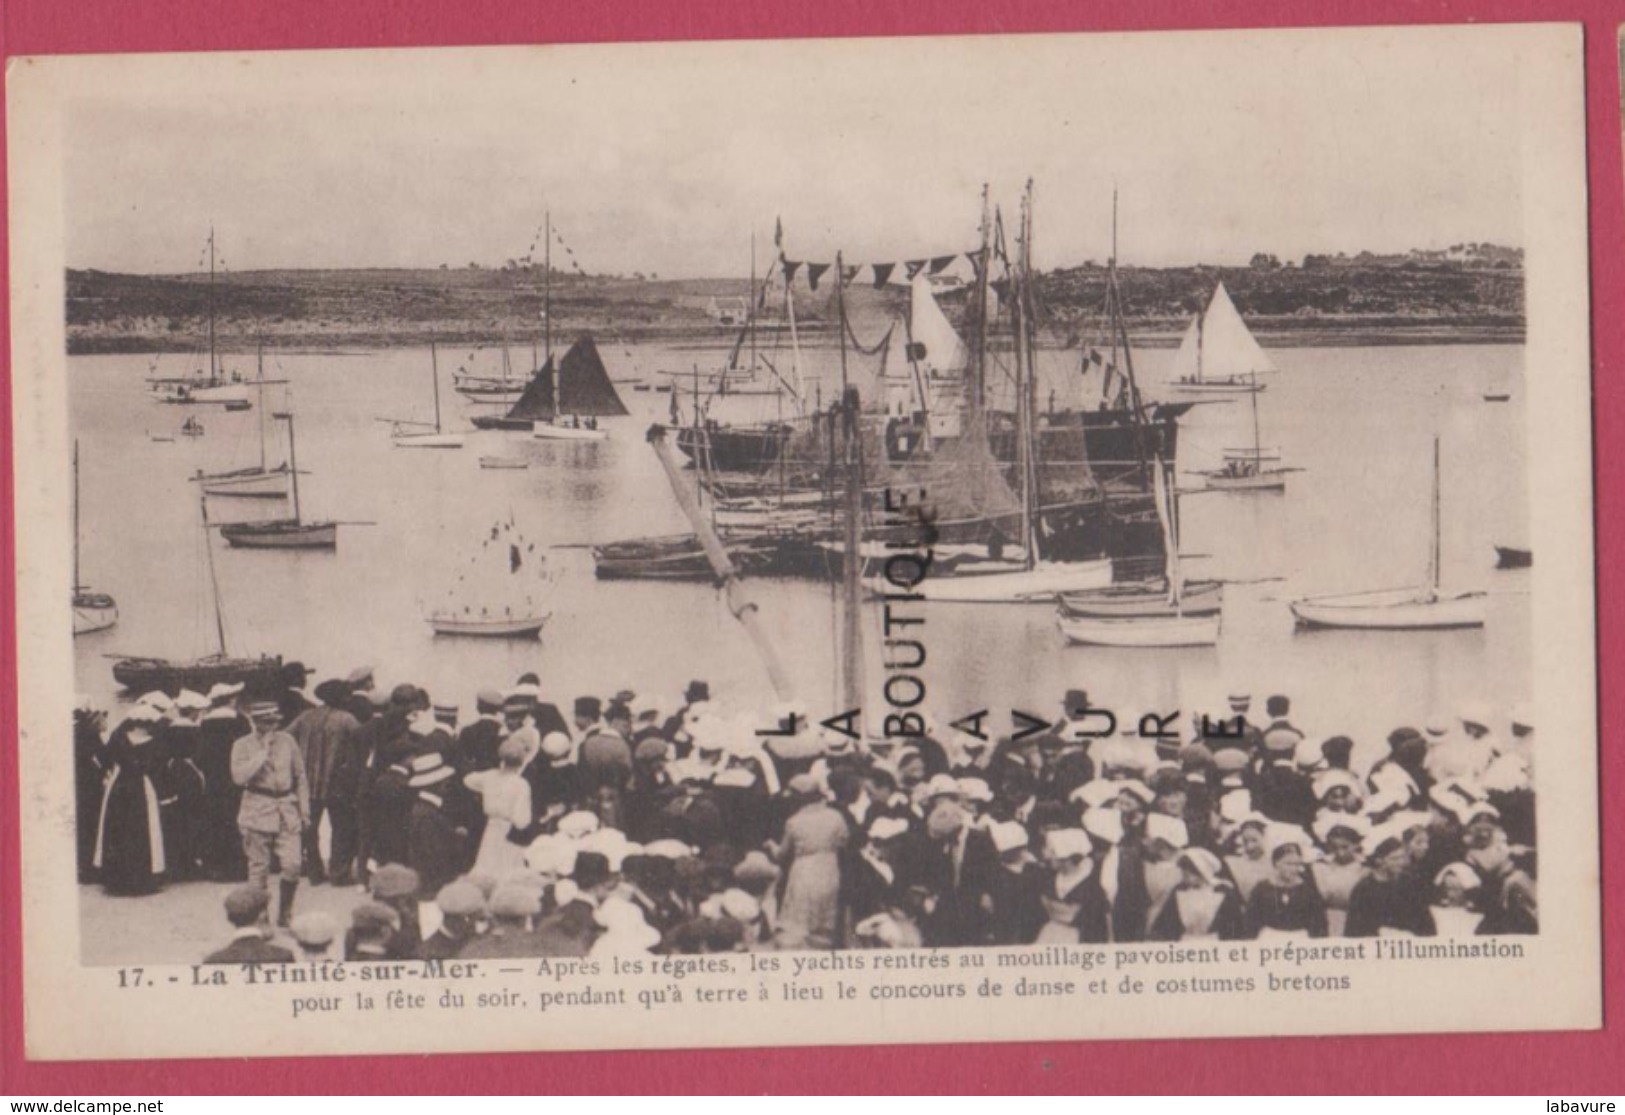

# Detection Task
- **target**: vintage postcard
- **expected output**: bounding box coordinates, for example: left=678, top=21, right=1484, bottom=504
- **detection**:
left=6, top=23, right=1599, bottom=1061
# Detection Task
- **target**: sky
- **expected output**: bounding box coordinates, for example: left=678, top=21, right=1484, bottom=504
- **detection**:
left=58, top=25, right=1536, bottom=277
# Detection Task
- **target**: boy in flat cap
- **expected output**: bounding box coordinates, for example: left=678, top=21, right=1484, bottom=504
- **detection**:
left=231, top=701, right=310, bottom=927
left=203, top=885, right=295, bottom=964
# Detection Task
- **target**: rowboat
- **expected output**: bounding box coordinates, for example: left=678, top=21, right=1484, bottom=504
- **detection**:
left=479, top=456, right=530, bottom=470
left=426, top=613, right=548, bottom=638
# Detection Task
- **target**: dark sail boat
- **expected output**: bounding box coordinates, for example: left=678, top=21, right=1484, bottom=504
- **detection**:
left=218, top=413, right=339, bottom=549
left=532, top=335, right=629, bottom=440
left=471, top=355, right=557, bottom=431
left=110, top=490, right=283, bottom=695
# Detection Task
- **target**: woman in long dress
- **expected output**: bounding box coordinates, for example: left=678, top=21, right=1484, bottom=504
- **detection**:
left=774, top=775, right=849, bottom=949
left=464, top=737, right=533, bottom=877
left=93, top=710, right=167, bottom=896
left=1244, top=832, right=1328, bottom=939
left=1151, top=848, right=1246, bottom=942
left=1310, top=814, right=1369, bottom=937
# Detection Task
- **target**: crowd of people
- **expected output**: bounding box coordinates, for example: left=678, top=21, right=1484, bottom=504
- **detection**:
left=72, top=666, right=1539, bottom=961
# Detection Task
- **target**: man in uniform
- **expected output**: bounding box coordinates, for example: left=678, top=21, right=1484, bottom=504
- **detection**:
left=231, top=701, right=310, bottom=928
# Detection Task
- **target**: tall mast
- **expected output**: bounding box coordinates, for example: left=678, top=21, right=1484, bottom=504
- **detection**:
left=207, top=227, right=218, bottom=385
left=782, top=226, right=805, bottom=415
left=835, top=251, right=850, bottom=397
left=972, top=184, right=991, bottom=415
left=284, top=414, right=302, bottom=525
left=1195, top=292, right=1205, bottom=384
left=543, top=212, right=553, bottom=365
left=72, top=440, right=81, bottom=591
left=749, top=231, right=758, bottom=372
left=1250, top=373, right=1263, bottom=469
left=430, top=340, right=443, bottom=434
left=256, top=344, right=268, bottom=472
left=199, top=486, right=228, bottom=657
left=1429, top=436, right=1441, bottom=595
left=839, top=385, right=865, bottom=719
left=1015, top=182, right=1040, bottom=570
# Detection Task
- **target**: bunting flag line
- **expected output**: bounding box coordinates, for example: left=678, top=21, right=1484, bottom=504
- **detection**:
left=843, top=265, right=860, bottom=283
left=904, top=260, right=927, bottom=280
left=782, top=260, right=803, bottom=283
left=806, top=262, right=831, bottom=291
left=871, top=262, right=895, bottom=288
left=928, top=255, right=956, bottom=276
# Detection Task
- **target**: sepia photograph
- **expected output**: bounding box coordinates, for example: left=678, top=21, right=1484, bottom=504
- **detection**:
left=6, top=22, right=1600, bottom=1060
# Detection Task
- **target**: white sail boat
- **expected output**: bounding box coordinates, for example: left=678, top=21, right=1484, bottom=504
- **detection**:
left=71, top=440, right=118, bottom=636
left=391, top=341, right=465, bottom=448
left=1169, top=282, right=1273, bottom=393
left=148, top=229, right=253, bottom=407
left=1058, top=458, right=1220, bottom=646
left=195, top=347, right=294, bottom=498
left=1289, top=437, right=1485, bottom=629
left=1200, top=373, right=1295, bottom=490
left=426, top=517, right=552, bottom=637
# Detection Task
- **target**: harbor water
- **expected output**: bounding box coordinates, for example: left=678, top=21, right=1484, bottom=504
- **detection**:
left=70, top=339, right=1530, bottom=768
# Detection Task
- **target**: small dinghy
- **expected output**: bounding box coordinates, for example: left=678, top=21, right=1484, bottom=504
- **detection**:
left=479, top=456, right=530, bottom=470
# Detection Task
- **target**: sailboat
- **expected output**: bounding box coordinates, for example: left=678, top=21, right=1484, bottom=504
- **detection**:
left=1057, top=458, right=1220, bottom=645
left=426, top=517, right=552, bottom=637
left=532, top=335, right=628, bottom=441
left=148, top=229, right=253, bottom=407
left=1289, top=437, right=1485, bottom=629
left=180, top=416, right=205, bottom=437
left=455, top=336, right=526, bottom=402
left=71, top=441, right=118, bottom=636
left=390, top=341, right=465, bottom=448
left=1199, top=373, right=1295, bottom=490
left=194, top=348, right=294, bottom=498
left=110, top=490, right=284, bottom=695
left=218, top=414, right=339, bottom=549
left=1169, top=282, right=1272, bottom=393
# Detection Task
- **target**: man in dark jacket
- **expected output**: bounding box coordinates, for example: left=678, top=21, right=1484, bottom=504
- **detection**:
left=532, top=851, right=616, bottom=956
left=203, top=886, right=294, bottom=964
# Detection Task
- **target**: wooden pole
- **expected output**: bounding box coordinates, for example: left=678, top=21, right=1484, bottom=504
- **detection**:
left=646, top=425, right=795, bottom=699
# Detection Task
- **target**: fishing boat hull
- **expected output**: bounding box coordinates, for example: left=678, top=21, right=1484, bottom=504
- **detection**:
left=427, top=614, right=547, bottom=638
left=1058, top=580, right=1223, bottom=618
left=1494, top=546, right=1532, bottom=569
left=470, top=415, right=535, bottom=431
left=219, top=519, right=338, bottom=549
left=1289, top=588, right=1486, bottom=630
left=1170, top=379, right=1264, bottom=394
left=675, top=423, right=793, bottom=472
left=533, top=422, right=608, bottom=442
left=393, top=432, right=466, bottom=448
left=154, top=383, right=253, bottom=406
left=199, top=464, right=292, bottom=499
left=1057, top=611, right=1221, bottom=647
left=867, top=559, right=1114, bottom=604
left=1205, top=469, right=1288, bottom=492
left=72, top=593, right=118, bottom=636
left=111, top=654, right=284, bottom=697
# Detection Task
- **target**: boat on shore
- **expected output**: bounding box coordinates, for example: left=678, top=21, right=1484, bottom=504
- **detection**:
left=1290, top=437, right=1485, bottom=630
left=71, top=441, right=118, bottom=636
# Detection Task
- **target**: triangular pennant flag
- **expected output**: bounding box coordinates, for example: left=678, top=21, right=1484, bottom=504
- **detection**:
left=782, top=259, right=802, bottom=283
left=842, top=265, right=859, bottom=282
left=905, top=259, right=927, bottom=280
left=928, top=255, right=957, bottom=275
left=806, top=262, right=831, bottom=291
left=871, top=262, right=896, bottom=288
left=774, top=217, right=783, bottom=249
left=991, top=278, right=1012, bottom=301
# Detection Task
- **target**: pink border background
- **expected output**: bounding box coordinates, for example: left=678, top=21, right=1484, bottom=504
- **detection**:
left=0, top=0, right=1618, bottom=1094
